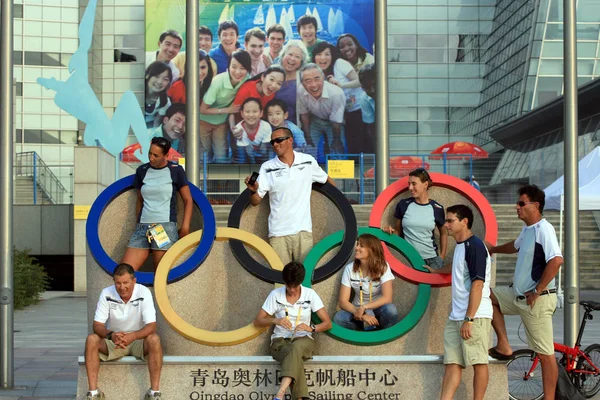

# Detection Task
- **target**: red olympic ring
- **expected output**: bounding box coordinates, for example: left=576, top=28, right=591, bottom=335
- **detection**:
left=368, top=173, right=498, bottom=287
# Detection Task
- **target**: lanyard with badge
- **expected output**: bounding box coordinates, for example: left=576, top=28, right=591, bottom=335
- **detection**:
left=359, top=270, right=377, bottom=331
left=146, top=224, right=171, bottom=249
left=359, top=269, right=373, bottom=305
left=285, top=305, right=304, bottom=341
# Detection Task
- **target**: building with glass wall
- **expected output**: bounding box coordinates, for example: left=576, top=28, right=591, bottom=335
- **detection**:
left=11, top=0, right=600, bottom=199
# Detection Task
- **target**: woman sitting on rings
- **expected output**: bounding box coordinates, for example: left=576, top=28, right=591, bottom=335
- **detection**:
left=254, top=262, right=332, bottom=400
left=121, top=137, right=193, bottom=271
left=333, top=233, right=399, bottom=330
left=384, top=168, right=448, bottom=269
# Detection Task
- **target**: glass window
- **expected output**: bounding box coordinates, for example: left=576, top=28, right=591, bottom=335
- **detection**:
left=14, top=4, right=24, bottom=18
left=115, top=34, right=145, bottom=49
left=418, top=78, right=448, bottom=91
left=16, top=82, right=23, bottom=96
left=538, top=59, right=563, bottom=75
left=418, top=64, right=448, bottom=77
left=389, top=49, right=416, bottom=62
left=388, top=21, right=416, bottom=35
left=577, top=42, right=598, bottom=58
left=43, top=53, right=61, bottom=67
left=449, top=21, right=479, bottom=34
left=41, top=130, right=60, bottom=144
left=418, top=93, right=449, bottom=105
left=417, top=35, right=448, bottom=47
left=418, top=107, right=448, bottom=120
left=389, top=78, right=418, bottom=91
left=577, top=24, right=600, bottom=40
left=387, top=6, right=417, bottom=19
left=578, top=60, right=594, bottom=75
left=545, top=24, right=563, bottom=40
left=389, top=107, right=418, bottom=121
left=60, top=131, right=78, bottom=144
left=577, top=0, right=600, bottom=23
left=418, top=49, right=447, bottom=62
left=418, top=121, right=448, bottom=135
left=418, top=21, right=448, bottom=35
left=389, top=35, right=417, bottom=48
left=24, top=52, right=42, bottom=65
left=24, top=130, right=42, bottom=143
left=389, top=64, right=417, bottom=77
left=389, top=92, right=417, bottom=106
left=541, top=42, right=563, bottom=57
left=417, top=7, right=447, bottom=20
left=447, top=6, right=479, bottom=20
left=389, top=122, right=418, bottom=134
left=13, top=51, right=23, bottom=64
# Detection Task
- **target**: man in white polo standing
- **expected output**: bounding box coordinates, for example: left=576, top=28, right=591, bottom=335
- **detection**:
left=245, top=127, right=334, bottom=266
left=84, top=263, right=163, bottom=399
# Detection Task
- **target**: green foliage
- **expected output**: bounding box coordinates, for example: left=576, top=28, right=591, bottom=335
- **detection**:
left=13, top=249, right=50, bottom=309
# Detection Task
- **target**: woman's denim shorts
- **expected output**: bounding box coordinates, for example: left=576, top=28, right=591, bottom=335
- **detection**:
left=127, top=222, right=178, bottom=251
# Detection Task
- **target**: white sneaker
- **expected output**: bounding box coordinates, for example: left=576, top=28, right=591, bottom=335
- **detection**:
left=144, top=390, right=161, bottom=399
left=86, top=390, right=105, bottom=399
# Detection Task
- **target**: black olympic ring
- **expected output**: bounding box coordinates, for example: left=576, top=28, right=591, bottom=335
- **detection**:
left=227, top=182, right=358, bottom=284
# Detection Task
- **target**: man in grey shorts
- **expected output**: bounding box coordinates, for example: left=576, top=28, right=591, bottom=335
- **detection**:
left=486, top=184, right=563, bottom=400
left=84, top=264, right=163, bottom=399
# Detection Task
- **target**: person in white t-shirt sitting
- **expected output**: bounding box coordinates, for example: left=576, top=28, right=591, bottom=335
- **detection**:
left=244, top=127, right=335, bottom=266
left=84, top=264, right=163, bottom=400
left=426, top=205, right=492, bottom=400
left=254, top=262, right=332, bottom=400
left=333, top=233, right=399, bottom=331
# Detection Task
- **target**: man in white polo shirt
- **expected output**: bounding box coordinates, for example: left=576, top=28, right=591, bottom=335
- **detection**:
left=486, top=184, right=562, bottom=400
left=427, top=204, right=492, bottom=400
left=244, top=127, right=334, bottom=266
left=297, top=63, right=346, bottom=162
left=84, top=264, right=163, bottom=400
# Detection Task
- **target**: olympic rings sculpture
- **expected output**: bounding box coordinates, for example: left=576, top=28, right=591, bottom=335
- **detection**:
left=154, top=228, right=284, bottom=346
left=86, top=175, right=217, bottom=285
left=227, top=183, right=357, bottom=284
left=87, top=172, right=497, bottom=346
left=369, top=173, right=498, bottom=287
left=302, top=227, right=431, bottom=345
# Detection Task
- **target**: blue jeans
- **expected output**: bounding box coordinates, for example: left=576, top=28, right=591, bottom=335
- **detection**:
left=309, top=115, right=346, bottom=164
left=425, top=256, right=444, bottom=270
left=333, top=303, right=399, bottom=330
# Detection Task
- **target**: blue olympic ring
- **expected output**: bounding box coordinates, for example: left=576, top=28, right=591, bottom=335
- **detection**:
left=86, top=175, right=217, bottom=285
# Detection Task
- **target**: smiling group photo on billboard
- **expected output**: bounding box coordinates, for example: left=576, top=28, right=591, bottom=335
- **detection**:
left=144, top=0, right=375, bottom=164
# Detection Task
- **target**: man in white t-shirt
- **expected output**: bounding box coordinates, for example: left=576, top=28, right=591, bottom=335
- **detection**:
left=427, top=205, right=492, bottom=400
left=84, top=264, right=163, bottom=400
left=145, top=30, right=182, bottom=82
left=244, top=127, right=334, bottom=266
left=485, top=185, right=562, bottom=400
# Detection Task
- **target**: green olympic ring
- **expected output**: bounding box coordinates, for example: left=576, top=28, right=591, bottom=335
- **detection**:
left=302, top=227, right=431, bottom=345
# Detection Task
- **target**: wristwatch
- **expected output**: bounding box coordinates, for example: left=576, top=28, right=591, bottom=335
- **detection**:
left=311, top=324, right=316, bottom=333
left=107, top=331, right=114, bottom=341
left=532, top=287, right=539, bottom=295
left=464, top=316, right=474, bottom=323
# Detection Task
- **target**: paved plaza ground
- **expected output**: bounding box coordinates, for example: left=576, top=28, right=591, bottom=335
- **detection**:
left=0, top=290, right=599, bottom=399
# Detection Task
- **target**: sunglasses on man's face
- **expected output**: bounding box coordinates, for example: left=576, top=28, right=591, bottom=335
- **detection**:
left=516, top=201, right=535, bottom=207
left=270, top=136, right=291, bottom=146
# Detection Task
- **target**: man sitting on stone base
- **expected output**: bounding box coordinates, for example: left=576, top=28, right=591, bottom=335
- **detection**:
left=84, top=263, right=163, bottom=399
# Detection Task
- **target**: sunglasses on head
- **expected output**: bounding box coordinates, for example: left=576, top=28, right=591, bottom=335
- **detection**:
left=270, top=136, right=291, bottom=146
left=151, top=137, right=169, bottom=146
left=516, top=201, right=535, bottom=207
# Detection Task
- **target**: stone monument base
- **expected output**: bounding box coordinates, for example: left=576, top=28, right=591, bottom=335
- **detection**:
left=77, top=355, right=507, bottom=399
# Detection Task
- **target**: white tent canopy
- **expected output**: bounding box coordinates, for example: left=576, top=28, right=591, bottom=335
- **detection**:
left=544, top=146, right=600, bottom=211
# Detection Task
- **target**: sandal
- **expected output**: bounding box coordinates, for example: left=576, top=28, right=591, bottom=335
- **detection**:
left=488, top=346, right=512, bottom=360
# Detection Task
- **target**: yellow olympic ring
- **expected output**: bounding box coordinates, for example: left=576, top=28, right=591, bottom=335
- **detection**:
left=154, top=227, right=284, bottom=346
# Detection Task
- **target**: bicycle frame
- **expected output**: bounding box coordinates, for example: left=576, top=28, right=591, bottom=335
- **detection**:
left=521, top=307, right=600, bottom=380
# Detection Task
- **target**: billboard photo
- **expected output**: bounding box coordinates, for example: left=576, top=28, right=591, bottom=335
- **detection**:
left=144, top=0, right=375, bottom=164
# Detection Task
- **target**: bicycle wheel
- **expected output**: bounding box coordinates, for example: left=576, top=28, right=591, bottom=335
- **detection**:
left=506, top=349, right=544, bottom=400
left=574, top=343, right=600, bottom=398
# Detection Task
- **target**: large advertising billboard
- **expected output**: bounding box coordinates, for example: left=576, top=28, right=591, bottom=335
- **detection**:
left=145, top=0, right=375, bottom=164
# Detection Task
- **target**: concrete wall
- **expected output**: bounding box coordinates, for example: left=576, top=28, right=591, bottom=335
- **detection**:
left=13, top=204, right=74, bottom=255
left=74, top=146, right=135, bottom=292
